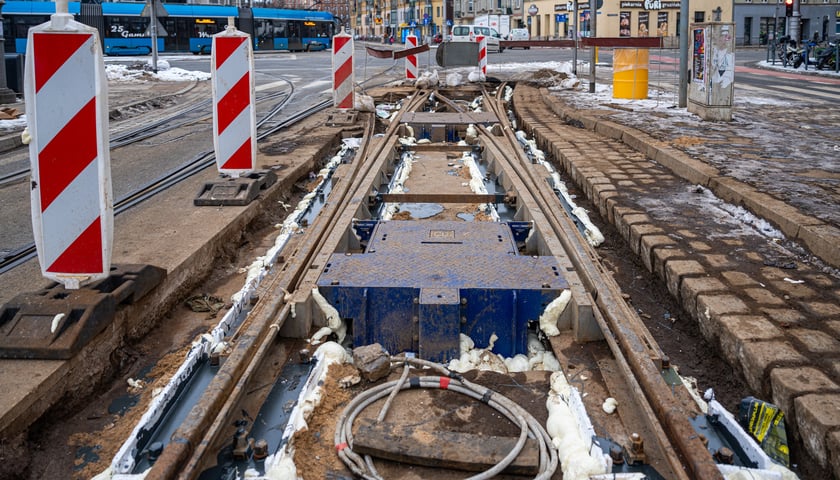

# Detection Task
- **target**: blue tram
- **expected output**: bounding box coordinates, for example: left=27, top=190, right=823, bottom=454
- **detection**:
left=2, top=1, right=336, bottom=55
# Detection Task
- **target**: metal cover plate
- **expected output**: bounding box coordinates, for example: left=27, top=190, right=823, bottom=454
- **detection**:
left=319, top=221, right=566, bottom=291
left=401, top=112, right=500, bottom=125
left=367, top=221, right=516, bottom=254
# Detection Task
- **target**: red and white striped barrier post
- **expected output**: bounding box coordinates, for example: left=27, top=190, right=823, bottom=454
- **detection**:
left=211, top=25, right=256, bottom=175
left=24, top=0, right=113, bottom=289
left=405, top=34, right=418, bottom=80
left=477, top=35, right=487, bottom=77
left=332, top=30, right=354, bottom=109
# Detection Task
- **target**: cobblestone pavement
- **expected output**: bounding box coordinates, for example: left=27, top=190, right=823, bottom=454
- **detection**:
left=547, top=73, right=840, bottom=267
left=513, top=84, right=840, bottom=479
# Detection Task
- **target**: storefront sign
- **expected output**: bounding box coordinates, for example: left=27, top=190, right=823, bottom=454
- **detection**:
left=619, top=1, right=680, bottom=9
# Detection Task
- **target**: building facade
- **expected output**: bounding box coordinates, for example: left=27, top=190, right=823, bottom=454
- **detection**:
left=732, top=0, right=839, bottom=45
left=162, top=0, right=838, bottom=45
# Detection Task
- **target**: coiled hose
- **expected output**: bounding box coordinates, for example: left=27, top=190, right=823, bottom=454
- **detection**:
left=334, top=356, right=558, bottom=479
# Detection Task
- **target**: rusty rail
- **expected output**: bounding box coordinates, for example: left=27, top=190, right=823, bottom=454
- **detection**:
left=479, top=84, right=722, bottom=480
left=145, top=92, right=434, bottom=479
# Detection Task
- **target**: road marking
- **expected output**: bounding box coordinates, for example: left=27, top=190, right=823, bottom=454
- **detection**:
left=735, top=82, right=813, bottom=102
left=256, top=80, right=289, bottom=92
left=771, top=83, right=840, bottom=101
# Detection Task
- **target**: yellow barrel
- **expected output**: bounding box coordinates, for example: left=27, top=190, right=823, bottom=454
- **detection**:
left=613, top=48, right=649, bottom=99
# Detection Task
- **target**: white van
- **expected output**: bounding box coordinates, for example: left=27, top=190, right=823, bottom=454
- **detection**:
left=450, top=25, right=504, bottom=53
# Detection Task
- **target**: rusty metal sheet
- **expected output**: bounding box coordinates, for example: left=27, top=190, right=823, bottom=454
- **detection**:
left=393, top=43, right=430, bottom=60
left=373, top=193, right=507, bottom=204
left=500, top=39, right=576, bottom=48
left=365, top=45, right=395, bottom=59
left=581, top=37, right=664, bottom=48
left=0, top=264, right=166, bottom=359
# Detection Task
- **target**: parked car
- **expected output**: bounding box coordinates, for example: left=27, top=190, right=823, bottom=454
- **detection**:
left=450, top=25, right=504, bottom=53
left=507, top=28, right=530, bottom=49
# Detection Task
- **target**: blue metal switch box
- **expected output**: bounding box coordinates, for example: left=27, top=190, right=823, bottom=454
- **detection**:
left=317, top=221, right=568, bottom=362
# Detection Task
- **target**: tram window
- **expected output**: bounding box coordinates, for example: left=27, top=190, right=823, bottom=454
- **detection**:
left=194, top=18, right=225, bottom=38
left=273, top=20, right=287, bottom=38
left=301, top=21, right=317, bottom=38
left=13, top=15, right=49, bottom=39
left=288, top=22, right=300, bottom=38
left=105, top=16, right=148, bottom=38
left=318, top=22, right=333, bottom=37
left=255, top=19, right=276, bottom=47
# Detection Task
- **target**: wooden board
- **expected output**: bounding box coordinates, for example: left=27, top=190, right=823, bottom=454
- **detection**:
left=352, top=417, right=540, bottom=475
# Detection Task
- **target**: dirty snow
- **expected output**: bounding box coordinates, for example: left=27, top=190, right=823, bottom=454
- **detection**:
left=637, top=184, right=785, bottom=242
left=534, top=59, right=840, bottom=231
left=105, top=61, right=211, bottom=82
left=0, top=116, right=27, bottom=131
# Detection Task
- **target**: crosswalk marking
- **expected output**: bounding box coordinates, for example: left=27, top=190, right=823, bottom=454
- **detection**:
left=735, top=82, right=812, bottom=102
left=771, top=83, right=840, bottom=101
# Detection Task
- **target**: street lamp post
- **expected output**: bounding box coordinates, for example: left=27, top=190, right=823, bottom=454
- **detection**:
left=589, top=0, right=597, bottom=93
left=527, top=4, right=537, bottom=37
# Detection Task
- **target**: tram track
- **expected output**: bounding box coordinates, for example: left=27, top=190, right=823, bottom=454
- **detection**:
left=99, top=83, right=752, bottom=479
left=480, top=85, right=718, bottom=479
left=153, top=91, right=432, bottom=478
left=0, top=88, right=326, bottom=276
left=2, top=72, right=820, bottom=480
left=0, top=84, right=293, bottom=191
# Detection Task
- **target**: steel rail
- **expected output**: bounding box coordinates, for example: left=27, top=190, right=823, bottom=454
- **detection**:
left=108, top=89, right=291, bottom=148
left=142, top=91, right=434, bottom=478
left=479, top=83, right=686, bottom=470
left=0, top=99, right=332, bottom=276
left=0, top=87, right=293, bottom=190
left=172, top=91, right=435, bottom=479
left=109, top=98, right=213, bottom=148
left=481, top=84, right=722, bottom=480
left=0, top=167, right=28, bottom=187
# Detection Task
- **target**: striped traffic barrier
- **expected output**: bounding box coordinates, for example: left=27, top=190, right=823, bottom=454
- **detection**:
left=332, top=30, right=354, bottom=109
left=405, top=34, right=418, bottom=80
left=24, top=1, right=113, bottom=289
left=477, top=35, right=487, bottom=76
left=211, top=25, right=256, bottom=175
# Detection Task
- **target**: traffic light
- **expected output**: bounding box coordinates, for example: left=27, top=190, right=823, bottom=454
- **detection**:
left=785, top=0, right=793, bottom=17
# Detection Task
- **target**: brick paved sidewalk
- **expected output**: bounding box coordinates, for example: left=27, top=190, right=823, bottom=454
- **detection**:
left=513, top=84, right=840, bottom=478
